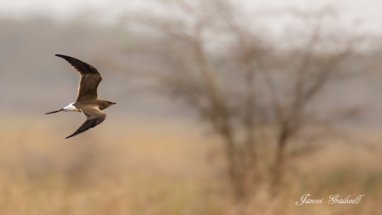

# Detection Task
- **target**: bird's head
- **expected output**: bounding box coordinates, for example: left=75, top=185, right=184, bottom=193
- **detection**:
left=106, top=101, right=117, bottom=106
left=100, top=100, right=116, bottom=110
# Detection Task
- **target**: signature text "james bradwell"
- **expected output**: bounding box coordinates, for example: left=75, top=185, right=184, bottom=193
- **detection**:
left=295, top=194, right=365, bottom=206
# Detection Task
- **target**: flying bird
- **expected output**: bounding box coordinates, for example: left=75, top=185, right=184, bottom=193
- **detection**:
left=46, top=54, right=116, bottom=139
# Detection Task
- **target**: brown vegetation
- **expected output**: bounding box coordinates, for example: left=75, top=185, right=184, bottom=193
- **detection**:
left=0, top=118, right=381, bottom=215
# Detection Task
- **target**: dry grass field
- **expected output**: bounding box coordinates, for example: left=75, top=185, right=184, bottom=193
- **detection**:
left=0, top=115, right=381, bottom=215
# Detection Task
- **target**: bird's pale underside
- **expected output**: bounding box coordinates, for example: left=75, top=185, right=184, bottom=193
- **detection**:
left=46, top=54, right=116, bottom=139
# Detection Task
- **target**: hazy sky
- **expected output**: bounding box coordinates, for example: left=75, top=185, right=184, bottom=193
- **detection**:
left=0, top=0, right=381, bottom=33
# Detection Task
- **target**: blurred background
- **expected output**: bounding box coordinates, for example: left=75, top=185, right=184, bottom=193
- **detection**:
left=1, top=0, right=382, bottom=214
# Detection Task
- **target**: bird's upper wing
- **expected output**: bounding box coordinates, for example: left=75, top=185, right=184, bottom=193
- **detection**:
left=66, top=106, right=106, bottom=139
left=55, top=54, right=102, bottom=102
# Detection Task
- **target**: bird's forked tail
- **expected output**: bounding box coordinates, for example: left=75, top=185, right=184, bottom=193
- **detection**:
left=45, top=108, right=64, bottom=115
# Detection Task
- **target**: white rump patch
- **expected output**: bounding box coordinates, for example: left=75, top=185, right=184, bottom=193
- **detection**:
left=63, top=102, right=80, bottom=112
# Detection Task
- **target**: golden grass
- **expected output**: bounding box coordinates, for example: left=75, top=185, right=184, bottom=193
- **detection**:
left=0, top=116, right=381, bottom=214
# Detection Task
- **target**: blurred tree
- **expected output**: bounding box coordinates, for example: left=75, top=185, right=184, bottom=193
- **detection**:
left=121, top=0, right=361, bottom=201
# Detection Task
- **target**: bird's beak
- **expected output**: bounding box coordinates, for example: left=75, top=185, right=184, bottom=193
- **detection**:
left=112, top=102, right=116, bottom=105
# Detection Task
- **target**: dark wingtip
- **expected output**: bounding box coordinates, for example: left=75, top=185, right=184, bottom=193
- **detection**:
left=65, top=131, right=78, bottom=139
left=55, top=54, right=73, bottom=59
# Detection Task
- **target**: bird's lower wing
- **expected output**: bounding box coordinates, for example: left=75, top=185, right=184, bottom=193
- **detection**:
left=66, top=115, right=105, bottom=139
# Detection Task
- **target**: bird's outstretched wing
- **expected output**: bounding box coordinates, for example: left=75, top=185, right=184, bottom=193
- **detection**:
left=55, top=54, right=102, bottom=102
left=66, top=106, right=106, bottom=139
